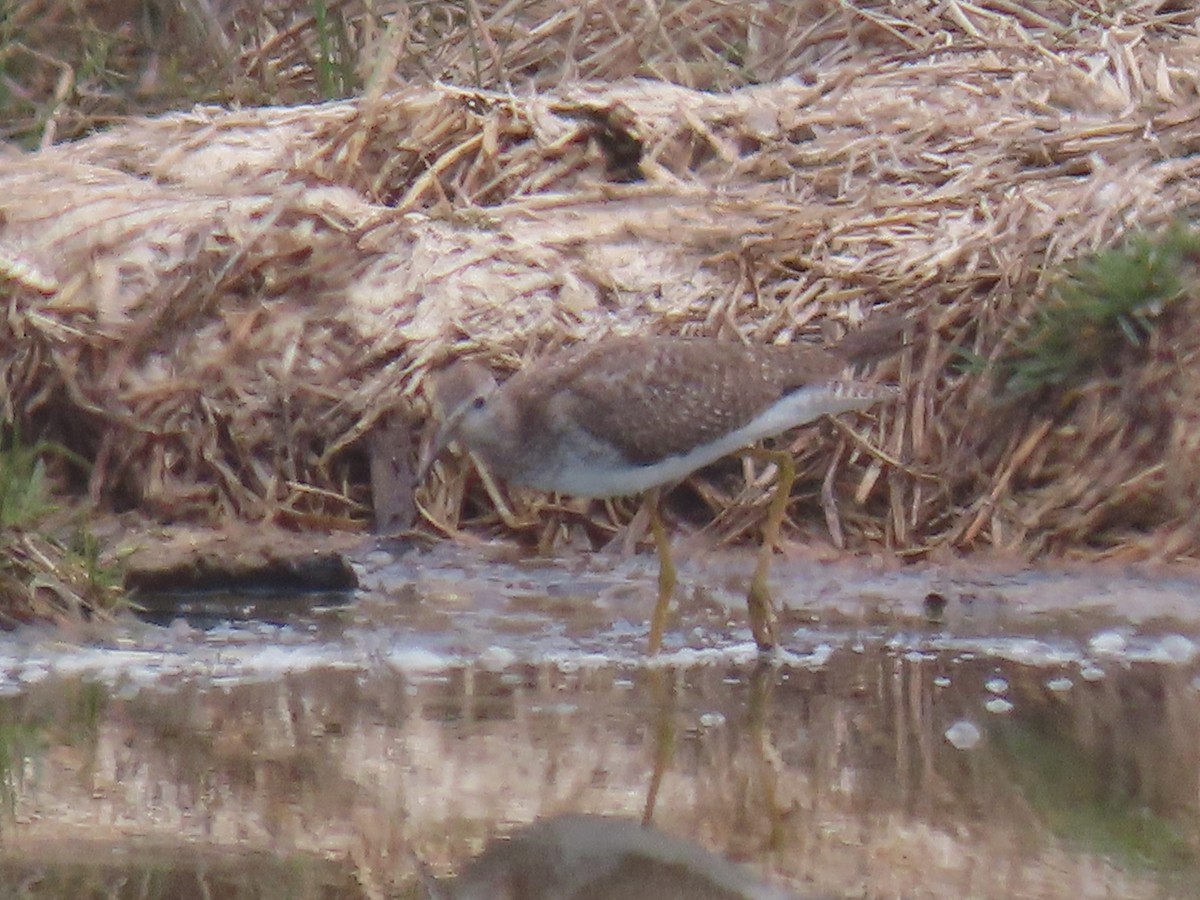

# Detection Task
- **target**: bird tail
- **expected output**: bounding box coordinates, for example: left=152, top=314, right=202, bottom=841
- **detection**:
left=834, top=313, right=911, bottom=367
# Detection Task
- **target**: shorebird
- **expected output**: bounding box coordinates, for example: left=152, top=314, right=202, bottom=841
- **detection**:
left=418, top=323, right=902, bottom=652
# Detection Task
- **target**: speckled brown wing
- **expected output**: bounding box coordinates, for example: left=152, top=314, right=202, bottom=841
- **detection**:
left=757, top=341, right=849, bottom=390
left=541, top=337, right=845, bottom=465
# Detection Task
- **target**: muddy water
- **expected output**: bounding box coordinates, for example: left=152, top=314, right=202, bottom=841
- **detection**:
left=3, top=545, right=1200, bottom=899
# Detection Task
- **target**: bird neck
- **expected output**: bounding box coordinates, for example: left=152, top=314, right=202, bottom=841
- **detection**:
left=459, top=395, right=526, bottom=479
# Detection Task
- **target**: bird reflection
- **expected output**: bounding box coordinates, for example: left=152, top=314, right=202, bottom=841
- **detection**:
left=424, top=813, right=813, bottom=900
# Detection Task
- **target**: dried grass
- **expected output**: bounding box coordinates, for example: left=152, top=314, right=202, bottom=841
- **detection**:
left=3, top=1, right=1200, bottom=560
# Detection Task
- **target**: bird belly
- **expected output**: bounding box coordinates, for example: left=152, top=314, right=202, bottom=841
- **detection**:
left=522, top=454, right=706, bottom=498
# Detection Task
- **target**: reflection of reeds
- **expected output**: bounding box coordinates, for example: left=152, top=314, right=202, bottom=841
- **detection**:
left=0, top=721, right=38, bottom=822
left=7, top=651, right=1194, bottom=896
left=0, top=679, right=105, bottom=831
left=987, top=660, right=1200, bottom=886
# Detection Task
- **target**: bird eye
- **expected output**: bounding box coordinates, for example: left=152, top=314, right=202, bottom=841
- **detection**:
left=470, top=395, right=487, bottom=410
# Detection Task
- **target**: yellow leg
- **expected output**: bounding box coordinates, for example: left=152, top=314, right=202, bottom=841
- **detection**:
left=746, top=450, right=795, bottom=650
left=645, top=490, right=675, bottom=655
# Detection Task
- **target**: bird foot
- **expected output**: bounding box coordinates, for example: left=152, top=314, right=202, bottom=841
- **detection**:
left=746, top=566, right=777, bottom=651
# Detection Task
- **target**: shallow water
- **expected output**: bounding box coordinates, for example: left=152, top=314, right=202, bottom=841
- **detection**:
left=3, top=544, right=1200, bottom=898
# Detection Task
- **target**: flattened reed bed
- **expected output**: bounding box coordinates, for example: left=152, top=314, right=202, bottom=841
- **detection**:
left=3, top=1, right=1200, bottom=562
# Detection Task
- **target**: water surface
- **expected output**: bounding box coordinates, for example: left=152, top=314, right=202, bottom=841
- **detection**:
left=2, top=545, right=1200, bottom=898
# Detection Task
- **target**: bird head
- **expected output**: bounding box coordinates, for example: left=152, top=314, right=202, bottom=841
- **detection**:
left=417, top=360, right=501, bottom=482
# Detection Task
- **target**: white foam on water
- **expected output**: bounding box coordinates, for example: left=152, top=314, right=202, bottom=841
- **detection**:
left=945, top=720, right=982, bottom=750
left=1089, top=630, right=1130, bottom=655
left=1157, top=634, right=1198, bottom=664
left=2, top=605, right=1198, bottom=697
left=384, top=646, right=457, bottom=673
left=985, top=677, right=1009, bottom=695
